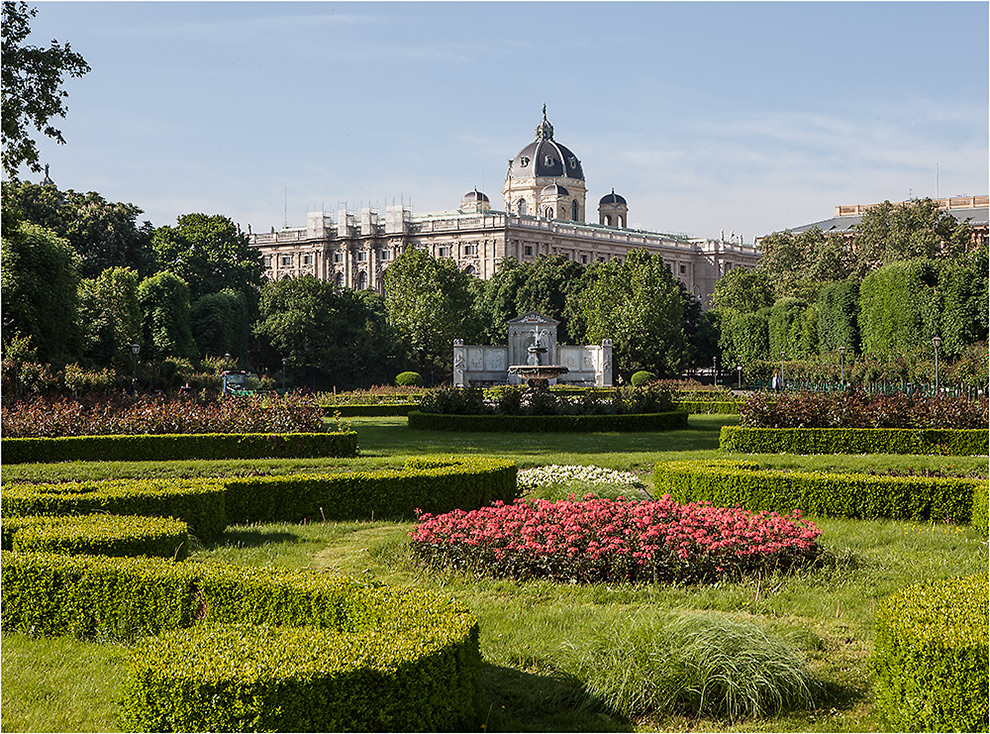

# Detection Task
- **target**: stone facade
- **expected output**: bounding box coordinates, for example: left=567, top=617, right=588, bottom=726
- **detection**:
left=248, top=110, right=761, bottom=306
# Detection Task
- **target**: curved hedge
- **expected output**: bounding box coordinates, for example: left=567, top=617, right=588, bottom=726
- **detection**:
left=408, top=410, right=688, bottom=433
left=719, top=426, right=987, bottom=456
left=872, top=573, right=989, bottom=731
left=1, top=553, right=483, bottom=731
left=3, top=514, right=188, bottom=560
left=1, top=478, right=226, bottom=543
left=654, top=460, right=987, bottom=525
left=0, top=431, right=358, bottom=464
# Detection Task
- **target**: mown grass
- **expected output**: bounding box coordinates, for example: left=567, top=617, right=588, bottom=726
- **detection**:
left=2, top=414, right=987, bottom=732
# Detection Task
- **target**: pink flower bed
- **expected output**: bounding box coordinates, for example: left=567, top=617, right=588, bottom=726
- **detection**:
left=410, top=496, right=822, bottom=584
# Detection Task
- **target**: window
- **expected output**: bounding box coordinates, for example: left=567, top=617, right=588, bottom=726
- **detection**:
left=381, top=250, right=390, bottom=261
left=524, top=245, right=533, bottom=256
left=463, top=244, right=478, bottom=256
left=334, top=272, right=344, bottom=288
left=333, top=252, right=343, bottom=263
left=544, top=155, right=555, bottom=166
left=357, top=251, right=368, bottom=262
left=438, top=246, right=451, bottom=258
left=544, top=207, right=553, bottom=219
left=464, top=265, right=476, bottom=276
left=597, top=256, right=606, bottom=263
left=604, top=215, right=612, bottom=226
left=263, top=255, right=272, bottom=267
left=581, top=255, right=588, bottom=264
left=358, top=271, right=368, bottom=289
left=571, top=200, right=579, bottom=220
left=280, top=254, right=293, bottom=267
left=516, top=199, right=527, bottom=216
left=679, top=264, right=687, bottom=274
left=303, top=254, right=314, bottom=266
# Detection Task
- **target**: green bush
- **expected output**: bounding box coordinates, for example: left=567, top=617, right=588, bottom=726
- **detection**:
left=6, top=514, right=188, bottom=560
left=719, top=426, right=987, bottom=456
left=655, top=460, right=985, bottom=525
left=223, top=456, right=517, bottom=524
left=1, top=479, right=226, bottom=543
left=630, top=370, right=657, bottom=387
left=324, top=403, right=416, bottom=417
left=872, top=574, right=988, bottom=731
left=394, top=371, right=423, bottom=387
left=408, top=410, right=689, bottom=433
left=971, top=482, right=988, bottom=535
left=0, top=553, right=483, bottom=730
left=1, top=431, right=358, bottom=464
left=675, top=400, right=741, bottom=415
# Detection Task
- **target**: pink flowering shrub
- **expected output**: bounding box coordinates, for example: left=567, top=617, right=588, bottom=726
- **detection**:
left=1, top=394, right=325, bottom=437
left=410, top=495, right=821, bottom=584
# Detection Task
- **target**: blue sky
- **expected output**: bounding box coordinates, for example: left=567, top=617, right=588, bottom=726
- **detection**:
left=16, top=1, right=989, bottom=241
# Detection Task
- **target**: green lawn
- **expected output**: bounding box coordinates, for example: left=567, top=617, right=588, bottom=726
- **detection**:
left=2, top=414, right=987, bottom=732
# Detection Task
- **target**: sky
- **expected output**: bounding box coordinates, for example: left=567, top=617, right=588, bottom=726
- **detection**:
left=14, top=1, right=990, bottom=242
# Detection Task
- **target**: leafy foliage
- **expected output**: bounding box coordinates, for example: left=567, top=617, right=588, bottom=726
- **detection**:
left=77, top=266, right=142, bottom=371
left=137, top=271, right=197, bottom=362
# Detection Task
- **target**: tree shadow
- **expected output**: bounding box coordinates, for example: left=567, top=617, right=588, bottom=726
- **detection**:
left=479, top=662, right=634, bottom=732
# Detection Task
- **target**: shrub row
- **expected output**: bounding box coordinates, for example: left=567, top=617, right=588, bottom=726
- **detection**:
left=971, top=483, right=989, bottom=535
left=719, top=426, right=987, bottom=456
left=1, top=478, right=227, bottom=542
left=654, top=460, right=987, bottom=525
left=675, top=400, right=741, bottom=415
left=421, top=385, right=676, bottom=417
left=1, top=553, right=483, bottom=731
left=1, top=431, right=359, bottom=464
left=325, top=403, right=417, bottom=417
left=2, top=514, right=189, bottom=560
left=408, top=410, right=689, bottom=433
left=872, top=573, right=989, bottom=731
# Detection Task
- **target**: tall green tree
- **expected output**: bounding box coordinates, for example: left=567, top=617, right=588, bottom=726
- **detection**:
left=514, top=254, right=587, bottom=344
left=581, top=249, right=688, bottom=376
left=472, top=257, right=527, bottom=344
left=254, top=275, right=398, bottom=389
left=191, top=288, right=252, bottom=362
left=1, top=220, right=80, bottom=364
left=152, top=214, right=263, bottom=304
left=77, top=266, right=142, bottom=371
left=2, top=180, right=155, bottom=277
left=817, top=278, right=861, bottom=354
left=1, top=1, right=90, bottom=176
left=717, top=309, right=770, bottom=364
left=710, top=268, right=774, bottom=314
left=768, top=298, right=813, bottom=360
left=383, top=247, right=478, bottom=376
left=137, top=271, right=197, bottom=362
left=854, top=199, right=971, bottom=271
left=858, top=260, right=940, bottom=357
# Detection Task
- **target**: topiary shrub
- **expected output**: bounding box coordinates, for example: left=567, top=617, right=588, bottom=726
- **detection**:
left=872, top=573, right=989, bottom=731
left=631, top=370, right=657, bottom=387
left=7, top=514, right=188, bottom=560
left=394, top=371, right=423, bottom=387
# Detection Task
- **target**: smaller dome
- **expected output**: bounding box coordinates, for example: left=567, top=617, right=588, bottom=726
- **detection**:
left=541, top=183, right=569, bottom=196
left=600, top=188, right=626, bottom=205
left=461, top=188, right=489, bottom=203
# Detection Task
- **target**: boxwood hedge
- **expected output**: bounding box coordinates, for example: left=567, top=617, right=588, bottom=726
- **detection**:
left=407, top=410, right=688, bottom=433
left=872, top=573, right=989, bottom=731
left=1, top=478, right=227, bottom=543
left=719, top=426, right=987, bottom=456
left=654, top=460, right=986, bottom=525
left=1, top=553, right=483, bottom=731
left=4, top=515, right=189, bottom=560
left=675, top=400, right=741, bottom=415
left=1, top=431, right=359, bottom=464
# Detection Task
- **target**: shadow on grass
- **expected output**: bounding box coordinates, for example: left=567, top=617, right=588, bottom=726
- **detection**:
left=480, top=662, right=634, bottom=732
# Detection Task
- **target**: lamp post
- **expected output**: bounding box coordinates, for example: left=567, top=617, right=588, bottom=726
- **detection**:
left=932, top=335, right=943, bottom=394
left=780, top=350, right=786, bottom=390
left=736, top=362, right=743, bottom=389
left=838, top=346, right=845, bottom=389
left=130, top=343, right=141, bottom=397
left=281, top=357, right=287, bottom=392
left=713, top=355, right=718, bottom=386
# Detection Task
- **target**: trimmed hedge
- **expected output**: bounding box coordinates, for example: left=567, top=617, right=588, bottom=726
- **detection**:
left=0, top=431, right=359, bottom=464
left=408, top=410, right=689, bottom=433
left=971, top=482, right=989, bottom=535
left=1, top=478, right=226, bottom=543
left=1, top=553, right=483, bottom=731
left=719, top=426, right=988, bottom=456
left=326, top=403, right=417, bottom=417
left=872, top=574, right=989, bottom=731
left=675, top=400, right=741, bottom=415
left=3, top=514, right=188, bottom=560
left=654, top=460, right=987, bottom=525
left=224, top=456, right=517, bottom=524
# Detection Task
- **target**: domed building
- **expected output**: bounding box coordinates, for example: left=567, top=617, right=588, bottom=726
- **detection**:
left=248, top=108, right=760, bottom=306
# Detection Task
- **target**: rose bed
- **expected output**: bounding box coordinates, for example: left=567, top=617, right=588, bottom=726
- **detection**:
left=411, top=495, right=822, bottom=584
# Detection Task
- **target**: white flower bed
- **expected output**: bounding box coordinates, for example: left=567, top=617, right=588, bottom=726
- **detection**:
left=517, top=464, right=644, bottom=491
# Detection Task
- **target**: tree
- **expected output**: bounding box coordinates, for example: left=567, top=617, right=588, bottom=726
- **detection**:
left=514, top=254, right=587, bottom=344
left=383, top=248, right=478, bottom=377
left=1, top=1, right=90, bottom=176
left=710, top=268, right=774, bottom=315
left=191, top=288, right=251, bottom=362
left=717, top=309, right=770, bottom=364
left=854, top=199, right=971, bottom=271
left=757, top=228, right=852, bottom=299
left=472, top=258, right=527, bottom=344
left=77, top=266, right=142, bottom=371
left=152, top=214, right=263, bottom=304
left=254, top=275, right=398, bottom=389
left=1, top=220, right=80, bottom=365
left=858, top=260, right=939, bottom=357
left=581, top=249, right=688, bottom=376
left=2, top=180, right=155, bottom=278
left=679, top=282, right=718, bottom=369
left=137, top=271, right=197, bottom=362
left=817, top=278, right=861, bottom=354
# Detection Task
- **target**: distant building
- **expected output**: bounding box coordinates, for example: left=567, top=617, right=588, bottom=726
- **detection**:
left=247, top=109, right=760, bottom=305
left=767, top=195, right=988, bottom=250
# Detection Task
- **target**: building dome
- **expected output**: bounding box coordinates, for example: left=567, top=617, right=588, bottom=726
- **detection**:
left=599, top=188, right=626, bottom=205
left=461, top=188, right=489, bottom=203
left=507, top=107, right=584, bottom=182
left=541, top=183, right=569, bottom=196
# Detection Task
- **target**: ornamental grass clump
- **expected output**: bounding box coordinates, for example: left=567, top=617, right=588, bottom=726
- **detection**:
left=410, top=496, right=821, bottom=584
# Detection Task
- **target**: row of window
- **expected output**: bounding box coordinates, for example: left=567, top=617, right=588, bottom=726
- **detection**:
left=265, top=249, right=397, bottom=269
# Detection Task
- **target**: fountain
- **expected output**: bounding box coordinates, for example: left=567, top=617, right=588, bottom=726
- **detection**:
left=507, top=323, right=568, bottom=389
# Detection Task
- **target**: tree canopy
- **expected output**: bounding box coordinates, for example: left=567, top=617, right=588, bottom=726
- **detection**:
left=1, top=1, right=90, bottom=176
